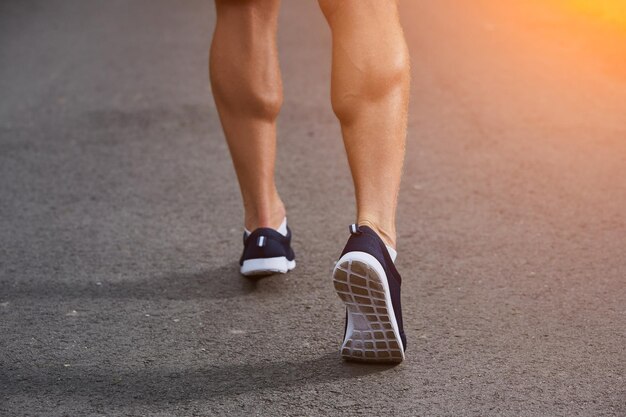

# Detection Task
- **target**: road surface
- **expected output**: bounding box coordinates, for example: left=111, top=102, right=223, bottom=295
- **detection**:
left=1, top=0, right=625, bottom=415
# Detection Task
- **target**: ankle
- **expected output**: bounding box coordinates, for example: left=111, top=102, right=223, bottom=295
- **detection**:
left=244, top=196, right=286, bottom=232
left=357, top=218, right=396, bottom=249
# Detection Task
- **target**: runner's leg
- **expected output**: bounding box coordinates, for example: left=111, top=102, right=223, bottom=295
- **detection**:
left=319, top=0, right=410, bottom=248
left=210, top=0, right=285, bottom=231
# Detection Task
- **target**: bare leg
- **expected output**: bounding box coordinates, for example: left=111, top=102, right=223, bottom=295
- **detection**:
left=210, top=0, right=285, bottom=231
left=319, top=0, right=410, bottom=249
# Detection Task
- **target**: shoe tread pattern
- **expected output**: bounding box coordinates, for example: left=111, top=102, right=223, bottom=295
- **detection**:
left=333, top=260, right=404, bottom=363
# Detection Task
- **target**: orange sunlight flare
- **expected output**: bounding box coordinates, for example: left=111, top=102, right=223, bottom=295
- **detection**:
left=568, top=0, right=626, bottom=27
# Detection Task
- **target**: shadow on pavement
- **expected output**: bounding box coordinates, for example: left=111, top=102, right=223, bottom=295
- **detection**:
left=1, top=352, right=396, bottom=405
left=0, top=264, right=265, bottom=301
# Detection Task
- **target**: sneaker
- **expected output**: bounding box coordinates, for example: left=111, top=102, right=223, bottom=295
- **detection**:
left=332, top=224, right=406, bottom=363
left=239, top=226, right=296, bottom=276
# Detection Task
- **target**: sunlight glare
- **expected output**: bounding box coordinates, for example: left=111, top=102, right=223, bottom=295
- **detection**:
left=569, top=0, right=626, bottom=27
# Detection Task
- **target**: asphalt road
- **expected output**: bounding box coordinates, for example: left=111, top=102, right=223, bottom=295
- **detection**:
left=1, top=1, right=625, bottom=416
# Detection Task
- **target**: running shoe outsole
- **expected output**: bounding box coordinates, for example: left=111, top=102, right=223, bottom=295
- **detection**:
left=333, top=251, right=405, bottom=363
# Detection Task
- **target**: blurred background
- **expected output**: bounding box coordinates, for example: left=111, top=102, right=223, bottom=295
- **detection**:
left=1, top=1, right=624, bottom=416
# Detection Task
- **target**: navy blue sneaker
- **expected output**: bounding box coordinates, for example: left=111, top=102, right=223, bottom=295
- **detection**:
left=332, top=224, right=406, bottom=362
left=239, top=226, right=296, bottom=276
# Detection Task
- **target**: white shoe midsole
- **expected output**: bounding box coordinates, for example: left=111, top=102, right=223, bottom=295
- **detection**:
left=240, top=257, right=296, bottom=275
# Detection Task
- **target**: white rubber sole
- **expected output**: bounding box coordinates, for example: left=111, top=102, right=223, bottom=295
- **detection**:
left=240, top=256, right=296, bottom=276
left=333, top=251, right=405, bottom=363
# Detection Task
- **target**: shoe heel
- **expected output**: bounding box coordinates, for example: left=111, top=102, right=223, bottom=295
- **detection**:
left=333, top=255, right=404, bottom=363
